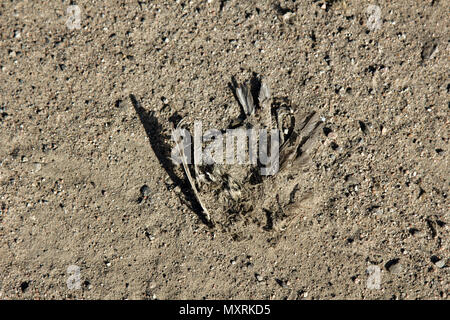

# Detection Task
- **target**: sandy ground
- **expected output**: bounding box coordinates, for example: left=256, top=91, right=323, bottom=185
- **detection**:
left=0, top=0, right=448, bottom=299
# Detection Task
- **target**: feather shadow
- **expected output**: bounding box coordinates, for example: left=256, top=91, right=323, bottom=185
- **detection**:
left=129, top=94, right=213, bottom=227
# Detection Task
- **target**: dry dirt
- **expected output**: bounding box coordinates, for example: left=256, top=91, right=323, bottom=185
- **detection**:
left=0, top=0, right=448, bottom=299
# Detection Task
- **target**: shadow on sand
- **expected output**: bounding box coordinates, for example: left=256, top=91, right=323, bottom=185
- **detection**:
left=129, top=94, right=213, bottom=227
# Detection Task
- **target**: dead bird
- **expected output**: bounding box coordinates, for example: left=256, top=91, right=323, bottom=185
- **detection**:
left=173, top=76, right=324, bottom=233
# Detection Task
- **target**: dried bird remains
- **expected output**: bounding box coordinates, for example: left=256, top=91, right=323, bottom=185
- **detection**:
left=173, top=76, right=324, bottom=233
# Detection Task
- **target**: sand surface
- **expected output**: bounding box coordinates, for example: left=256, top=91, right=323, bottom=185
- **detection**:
left=0, top=0, right=448, bottom=299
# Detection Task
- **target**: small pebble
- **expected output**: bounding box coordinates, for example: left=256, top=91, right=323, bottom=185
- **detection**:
left=374, top=208, right=384, bottom=216
left=328, top=132, right=337, bottom=140
left=33, top=163, right=41, bottom=172
left=435, top=259, right=446, bottom=269
left=115, top=99, right=125, bottom=108
left=385, top=258, right=402, bottom=274
left=282, top=12, right=295, bottom=21
left=140, top=185, right=151, bottom=197
left=275, top=278, right=288, bottom=288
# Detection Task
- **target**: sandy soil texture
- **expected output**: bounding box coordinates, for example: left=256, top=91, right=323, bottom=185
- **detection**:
left=0, top=0, right=448, bottom=299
